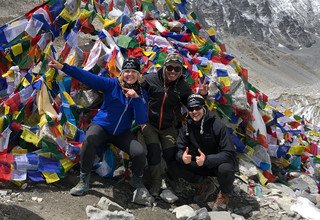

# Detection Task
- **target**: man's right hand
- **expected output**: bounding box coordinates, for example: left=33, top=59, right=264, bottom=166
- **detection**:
left=182, top=147, right=192, bottom=164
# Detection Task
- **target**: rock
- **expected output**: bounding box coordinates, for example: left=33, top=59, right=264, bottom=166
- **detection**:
left=268, top=202, right=280, bottom=210
left=37, top=197, right=43, bottom=203
left=160, top=189, right=178, bottom=204
left=132, top=188, right=155, bottom=206
left=238, top=158, right=258, bottom=177
left=173, top=205, right=196, bottom=219
left=288, top=174, right=318, bottom=194
left=86, top=205, right=134, bottom=220
left=231, top=213, right=245, bottom=220
left=266, top=183, right=296, bottom=198
left=290, top=197, right=320, bottom=220
left=31, top=197, right=37, bottom=201
left=0, top=190, right=8, bottom=196
left=274, top=197, right=296, bottom=212
left=187, top=208, right=210, bottom=220
left=208, top=211, right=232, bottom=220
left=97, top=197, right=125, bottom=211
left=233, top=205, right=253, bottom=216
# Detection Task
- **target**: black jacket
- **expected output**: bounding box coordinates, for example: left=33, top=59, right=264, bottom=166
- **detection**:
left=142, top=68, right=192, bottom=129
left=176, top=113, right=236, bottom=168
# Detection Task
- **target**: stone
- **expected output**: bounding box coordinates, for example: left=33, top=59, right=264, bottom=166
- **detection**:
left=231, top=213, right=245, bottom=220
left=173, top=205, right=196, bottom=219
left=187, top=208, right=210, bottom=220
left=86, top=205, right=134, bottom=220
left=233, top=205, right=253, bottom=216
left=160, top=189, right=179, bottom=204
left=97, top=197, right=125, bottom=211
left=208, top=211, right=232, bottom=220
left=132, top=188, right=155, bottom=206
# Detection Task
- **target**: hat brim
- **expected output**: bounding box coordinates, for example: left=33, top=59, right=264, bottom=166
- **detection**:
left=120, top=69, right=141, bottom=75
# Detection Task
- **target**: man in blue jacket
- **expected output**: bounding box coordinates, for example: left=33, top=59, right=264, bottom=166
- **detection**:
left=49, top=58, right=150, bottom=198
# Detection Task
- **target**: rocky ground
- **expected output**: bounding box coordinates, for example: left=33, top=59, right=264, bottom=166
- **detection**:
left=1, top=162, right=320, bottom=220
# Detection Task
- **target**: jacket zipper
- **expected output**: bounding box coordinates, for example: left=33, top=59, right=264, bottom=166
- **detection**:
left=158, top=88, right=168, bottom=130
left=113, top=98, right=131, bottom=135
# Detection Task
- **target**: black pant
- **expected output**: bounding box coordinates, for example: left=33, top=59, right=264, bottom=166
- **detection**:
left=80, top=124, right=146, bottom=177
left=175, top=162, right=235, bottom=194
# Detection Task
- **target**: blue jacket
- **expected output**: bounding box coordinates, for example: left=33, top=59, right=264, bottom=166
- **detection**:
left=61, top=64, right=148, bottom=135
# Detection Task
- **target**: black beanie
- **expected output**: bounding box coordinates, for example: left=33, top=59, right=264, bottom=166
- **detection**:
left=187, top=94, right=205, bottom=109
left=122, top=58, right=140, bottom=72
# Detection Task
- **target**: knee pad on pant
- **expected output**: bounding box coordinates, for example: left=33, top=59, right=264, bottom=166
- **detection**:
left=146, top=143, right=161, bottom=165
left=217, top=163, right=235, bottom=175
left=162, top=147, right=177, bottom=164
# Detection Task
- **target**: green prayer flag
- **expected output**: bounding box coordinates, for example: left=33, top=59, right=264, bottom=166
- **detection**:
left=117, top=35, right=133, bottom=49
left=185, top=22, right=199, bottom=35
left=42, top=139, right=58, bottom=153
left=157, top=52, right=167, bottom=66
left=185, top=76, right=195, bottom=84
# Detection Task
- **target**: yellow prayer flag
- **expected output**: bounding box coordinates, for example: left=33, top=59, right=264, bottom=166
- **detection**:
left=279, top=158, right=290, bottom=167
left=142, top=51, right=156, bottom=57
left=165, top=0, right=175, bottom=11
left=20, top=128, right=41, bottom=146
left=61, top=23, right=69, bottom=36
left=198, top=70, right=203, bottom=78
left=207, top=27, right=217, bottom=36
left=201, top=63, right=212, bottom=74
left=213, top=43, right=221, bottom=54
left=43, top=172, right=60, bottom=183
left=4, top=105, right=10, bottom=115
left=258, top=170, right=268, bottom=186
left=11, top=43, right=23, bottom=56
left=310, top=131, right=320, bottom=136
left=45, top=68, right=56, bottom=90
left=38, top=114, right=47, bottom=127
left=0, top=117, right=4, bottom=132
left=246, top=145, right=254, bottom=156
left=232, top=59, right=242, bottom=73
left=11, top=148, right=28, bottom=154
left=218, top=76, right=231, bottom=87
left=21, top=77, right=31, bottom=87
left=2, top=70, right=14, bottom=78
left=192, top=33, right=206, bottom=46
left=284, top=109, right=293, bottom=117
left=79, top=9, right=91, bottom=19
left=62, top=92, right=76, bottom=106
left=59, top=8, right=80, bottom=22
left=288, top=145, right=305, bottom=155
left=63, top=121, right=77, bottom=139
left=60, top=158, right=75, bottom=172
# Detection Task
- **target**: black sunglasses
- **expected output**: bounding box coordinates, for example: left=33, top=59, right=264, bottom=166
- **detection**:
left=166, top=65, right=182, bottom=72
left=188, top=106, right=202, bottom=112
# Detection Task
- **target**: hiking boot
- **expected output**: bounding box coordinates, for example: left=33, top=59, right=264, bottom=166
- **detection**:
left=128, top=174, right=145, bottom=189
left=70, top=173, right=90, bottom=196
left=194, top=177, right=219, bottom=203
left=213, top=191, right=230, bottom=210
left=148, top=164, right=163, bottom=197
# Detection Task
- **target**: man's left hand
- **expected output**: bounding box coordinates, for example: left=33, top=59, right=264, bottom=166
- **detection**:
left=196, top=148, right=206, bottom=166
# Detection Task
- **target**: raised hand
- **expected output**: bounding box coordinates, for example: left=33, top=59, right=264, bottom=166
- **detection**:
left=182, top=147, right=192, bottom=164
left=196, top=148, right=206, bottom=166
left=198, top=77, right=209, bottom=96
left=48, top=56, right=64, bottom=70
left=122, top=87, right=139, bottom=98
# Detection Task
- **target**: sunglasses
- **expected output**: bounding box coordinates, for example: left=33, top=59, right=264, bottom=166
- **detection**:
left=166, top=65, right=182, bottom=72
left=188, top=106, right=202, bottom=112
